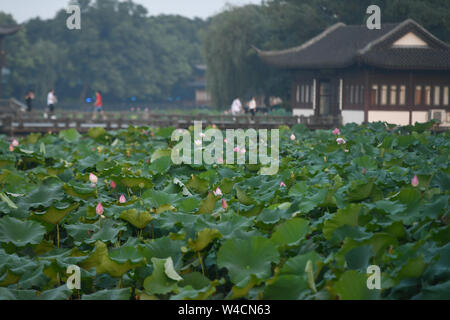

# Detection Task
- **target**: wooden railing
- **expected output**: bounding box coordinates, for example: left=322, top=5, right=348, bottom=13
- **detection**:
left=0, top=111, right=342, bottom=135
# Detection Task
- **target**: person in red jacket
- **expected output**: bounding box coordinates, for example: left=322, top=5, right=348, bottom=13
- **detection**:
left=92, top=90, right=106, bottom=120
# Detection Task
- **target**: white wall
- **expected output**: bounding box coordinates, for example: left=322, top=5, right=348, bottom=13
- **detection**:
left=342, top=110, right=365, bottom=125
left=412, top=111, right=428, bottom=124
left=369, top=111, right=410, bottom=125
left=293, top=109, right=315, bottom=117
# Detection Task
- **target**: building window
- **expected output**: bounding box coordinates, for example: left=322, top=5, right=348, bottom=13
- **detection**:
left=444, top=86, right=449, bottom=106
left=360, top=86, right=365, bottom=105
left=371, top=85, right=379, bottom=105
left=381, top=85, right=388, bottom=105
left=434, top=86, right=441, bottom=106
left=350, top=85, right=354, bottom=104
left=296, top=85, right=300, bottom=103
left=311, top=85, right=315, bottom=105
left=399, top=85, right=406, bottom=105
left=415, top=86, right=422, bottom=105
left=390, top=85, right=397, bottom=105
left=305, top=85, right=310, bottom=103
left=301, top=85, right=305, bottom=103
left=424, top=86, right=431, bottom=105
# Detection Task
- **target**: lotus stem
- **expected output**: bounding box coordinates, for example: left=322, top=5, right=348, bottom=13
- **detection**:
left=57, top=224, right=60, bottom=248
left=198, top=251, right=205, bottom=275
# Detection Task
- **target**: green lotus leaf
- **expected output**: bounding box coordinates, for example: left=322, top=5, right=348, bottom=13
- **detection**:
left=18, top=265, right=50, bottom=289
left=81, top=288, right=131, bottom=300
left=271, top=218, right=310, bottom=247
left=20, top=182, right=65, bottom=209
left=33, top=203, right=80, bottom=225
left=84, top=219, right=127, bottom=244
left=196, top=192, right=217, bottom=214
left=139, top=237, right=184, bottom=269
left=149, top=156, right=172, bottom=175
left=39, top=285, right=73, bottom=300
left=0, top=192, right=18, bottom=209
left=0, top=288, right=38, bottom=300
left=323, top=204, right=361, bottom=240
left=171, top=272, right=220, bottom=300
left=63, top=182, right=97, bottom=200
left=87, top=127, right=107, bottom=139
left=80, top=241, right=138, bottom=277
left=412, top=280, right=450, bottom=300
left=59, top=128, right=81, bottom=143
left=0, top=269, right=21, bottom=286
left=217, top=236, right=280, bottom=287
left=187, top=174, right=209, bottom=194
left=256, top=208, right=281, bottom=225
left=0, top=216, right=46, bottom=247
left=280, top=251, right=323, bottom=276
left=263, top=274, right=309, bottom=300
left=235, top=186, right=254, bottom=205
left=188, top=228, right=222, bottom=252
left=151, top=149, right=172, bottom=162
left=164, top=257, right=183, bottom=281
left=333, top=270, right=380, bottom=300
left=109, top=245, right=145, bottom=264
left=120, top=208, right=153, bottom=229
left=143, top=257, right=178, bottom=295
left=346, top=179, right=374, bottom=202
left=176, top=197, right=200, bottom=213
left=65, top=223, right=100, bottom=246
left=345, top=245, right=374, bottom=271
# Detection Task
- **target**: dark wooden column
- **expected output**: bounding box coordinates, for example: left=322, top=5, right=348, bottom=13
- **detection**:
left=364, top=69, right=370, bottom=123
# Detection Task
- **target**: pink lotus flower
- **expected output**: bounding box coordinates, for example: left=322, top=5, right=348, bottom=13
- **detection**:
left=222, top=198, right=228, bottom=209
left=110, top=180, right=117, bottom=189
left=213, top=187, right=222, bottom=197
left=96, top=203, right=105, bottom=218
left=218, top=157, right=224, bottom=164
left=411, top=175, right=419, bottom=187
left=150, top=132, right=154, bottom=138
left=332, top=128, right=340, bottom=135
left=199, top=133, right=206, bottom=138
left=290, top=134, right=296, bottom=141
left=12, top=139, right=19, bottom=147
left=224, top=138, right=227, bottom=143
left=336, top=138, right=346, bottom=145
left=212, top=124, right=217, bottom=129
left=119, top=194, right=127, bottom=203
left=9, top=144, right=14, bottom=152
left=195, top=140, right=202, bottom=146
left=239, top=148, right=246, bottom=154
left=233, top=146, right=240, bottom=153
left=89, top=173, right=98, bottom=187
left=280, top=181, right=287, bottom=188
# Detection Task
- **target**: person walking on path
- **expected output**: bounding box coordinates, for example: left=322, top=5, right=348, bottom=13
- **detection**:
left=92, top=90, right=106, bottom=120
left=248, top=96, right=257, bottom=120
left=231, top=97, right=242, bottom=116
left=25, top=90, right=35, bottom=112
left=46, top=89, right=57, bottom=119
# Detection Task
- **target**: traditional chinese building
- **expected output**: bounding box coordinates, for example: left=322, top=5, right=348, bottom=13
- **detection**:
left=257, top=19, right=450, bottom=126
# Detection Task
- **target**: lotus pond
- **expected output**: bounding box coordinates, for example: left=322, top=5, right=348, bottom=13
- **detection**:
left=0, top=122, right=449, bottom=300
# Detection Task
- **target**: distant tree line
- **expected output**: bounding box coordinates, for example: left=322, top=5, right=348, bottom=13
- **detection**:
left=0, top=0, right=207, bottom=106
left=203, top=0, right=450, bottom=108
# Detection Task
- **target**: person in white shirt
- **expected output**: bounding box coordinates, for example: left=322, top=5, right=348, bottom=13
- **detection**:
left=248, top=96, right=257, bottom=119
left=46, top=89, right=57, bottom=119
left=231, top=97, right=242, bottom=116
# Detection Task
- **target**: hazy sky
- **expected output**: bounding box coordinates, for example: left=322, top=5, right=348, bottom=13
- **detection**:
left=0, top=0, right=262, bottom=23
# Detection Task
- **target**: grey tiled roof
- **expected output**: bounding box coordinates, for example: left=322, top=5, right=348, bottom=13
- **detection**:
left=257, top=19, right=450, bottom=70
